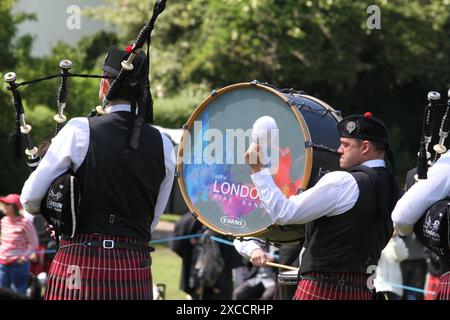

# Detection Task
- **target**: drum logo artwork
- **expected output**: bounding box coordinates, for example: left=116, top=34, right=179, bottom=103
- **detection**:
left=212, top=174, right=265, bottom=223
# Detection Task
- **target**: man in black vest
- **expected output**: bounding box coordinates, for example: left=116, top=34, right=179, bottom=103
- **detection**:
left=20, top=47, right=175, bottom=300
left=245, top=112, right=401, bottom=300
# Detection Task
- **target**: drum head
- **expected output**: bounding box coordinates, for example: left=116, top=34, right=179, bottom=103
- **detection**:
left=178, top=83, right=312, bottom=238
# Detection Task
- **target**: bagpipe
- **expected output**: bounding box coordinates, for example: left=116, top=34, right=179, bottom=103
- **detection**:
left=3, top=0, right=167, bottom=242
left=414, top=89, right=450, bottom=258
left=416, top=90, right=450, bottom=180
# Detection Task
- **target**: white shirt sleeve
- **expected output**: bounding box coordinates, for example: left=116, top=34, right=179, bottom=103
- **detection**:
left=392, top=152, right=450, bottom=235
left=250, top=168, right=359, bottom=225
left=233, top=238, right=263, bottom=259
left=20, top=117, right=89, bottom=213
left=151, top=133, right=176, bottom=231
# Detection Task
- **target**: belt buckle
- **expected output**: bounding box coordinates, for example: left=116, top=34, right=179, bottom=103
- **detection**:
left=103, top=240, right=115, bottom=249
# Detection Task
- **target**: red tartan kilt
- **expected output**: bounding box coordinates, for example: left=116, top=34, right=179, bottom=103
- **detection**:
left=436, top=272, right=450, bottom=300
left=293, top=272, right=373, bottom=300
left=44, top=233, right=153, bottom=300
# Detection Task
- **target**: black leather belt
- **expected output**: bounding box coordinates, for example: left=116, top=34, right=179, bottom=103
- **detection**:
left=59, top=240, right=155, bottom=253
left=299, top=274, right=370, bottom=291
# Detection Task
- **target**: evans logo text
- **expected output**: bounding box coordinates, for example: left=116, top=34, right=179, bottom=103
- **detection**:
left=220, top=216, right=246, bottom=228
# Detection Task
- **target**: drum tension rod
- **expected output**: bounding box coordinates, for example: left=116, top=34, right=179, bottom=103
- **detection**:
left=288, top=100, right=336, bottom=117
left=281, top=88, right=305, bottom=95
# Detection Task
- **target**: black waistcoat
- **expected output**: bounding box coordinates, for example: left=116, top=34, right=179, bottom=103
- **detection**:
left=75, top=111, right=165, bottom=241
left=300, top=165, right=400, bottom=274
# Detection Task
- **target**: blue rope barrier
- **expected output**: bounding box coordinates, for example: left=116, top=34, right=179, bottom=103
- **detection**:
left=150, top=233, right=203, bottom=244
left=389, top=283, right=436, bottom=295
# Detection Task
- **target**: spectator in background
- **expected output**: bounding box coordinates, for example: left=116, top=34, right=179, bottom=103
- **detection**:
left=374, top=231, right=409, bottom=300
left=0, top=194, right=38, bottom=296
left=170, top=212, right=243, bottom=300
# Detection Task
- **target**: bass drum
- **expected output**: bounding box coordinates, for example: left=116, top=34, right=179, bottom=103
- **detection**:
left=177, top=82, right=341, bottom=244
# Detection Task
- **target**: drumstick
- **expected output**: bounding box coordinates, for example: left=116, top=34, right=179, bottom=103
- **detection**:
left=266, top=261, right=299, bottom=271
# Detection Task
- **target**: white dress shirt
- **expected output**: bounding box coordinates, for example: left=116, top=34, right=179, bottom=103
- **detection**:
left=392, top=150, right=450, bottom=235
left=233, top=238, right=278, bottom=288
left=233, top=238, right=263, bottom=259
left=20, top=104, right=176, bottom=231
left=234, top=238, right=277, bottom=260
left=250, top=159, right=386, bottom=225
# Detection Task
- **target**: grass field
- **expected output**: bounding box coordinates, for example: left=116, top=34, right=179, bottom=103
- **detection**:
left=152, top=244, right=187, bottom=300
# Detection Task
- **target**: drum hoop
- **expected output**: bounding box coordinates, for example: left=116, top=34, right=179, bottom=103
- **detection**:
left=177, top=82, right=314, bottom=237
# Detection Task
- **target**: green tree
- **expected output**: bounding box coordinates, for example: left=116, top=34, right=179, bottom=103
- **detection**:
left=0, top=0, right=36, bottom=194
left=0, top=1, right=118, bottom=193
left=86, top=0, right=450, bottom=178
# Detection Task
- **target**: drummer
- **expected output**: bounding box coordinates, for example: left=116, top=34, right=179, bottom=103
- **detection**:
left=245, top=112, right=401, bottom=300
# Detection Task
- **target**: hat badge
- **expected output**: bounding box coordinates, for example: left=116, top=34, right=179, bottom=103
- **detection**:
left=346, top=121, right=356, bottom=134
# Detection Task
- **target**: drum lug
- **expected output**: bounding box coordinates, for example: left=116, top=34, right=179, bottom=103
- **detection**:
left=182, top=123, right=188, bottom=129
left=250, top=80, right=259, bottom=86
left=210, top=89, right=217, bottom=97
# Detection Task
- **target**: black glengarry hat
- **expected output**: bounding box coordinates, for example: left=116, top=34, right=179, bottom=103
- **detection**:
left=102, top=46, right=147, bottom=85
left=337, top=112, right=388, bottom=145
left=338, top=112, right=396, bottom=174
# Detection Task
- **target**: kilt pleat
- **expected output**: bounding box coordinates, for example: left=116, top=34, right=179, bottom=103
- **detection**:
left=44, top=233, right=153, bottom=300
left=436, top=272, right=450, bottom=300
